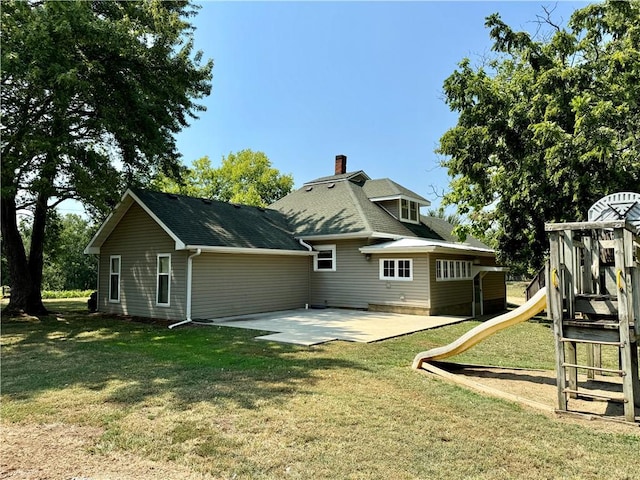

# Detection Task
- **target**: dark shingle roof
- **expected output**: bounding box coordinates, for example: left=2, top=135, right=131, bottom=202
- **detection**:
left=131, top=189, right=307, bottom=251
left=419, top=215, right=492, bottom=249
left=271, top=179, right=419, bottom=238
left=304, top=170, right=370, bottom=185
left=270, top=176, right=491, bottom=250
left=362, top=178, right=430, bottom=204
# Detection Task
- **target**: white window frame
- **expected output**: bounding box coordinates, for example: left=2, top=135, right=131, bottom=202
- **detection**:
left=399, top=199, right=419, bottom=224
left=313, top=244, right=336, bottom=271
left=436, top=259, right=473, bottom=281
left=109, top=255, right=121, bottom=303
left=379, top=259, right=413, bottom=281
left=156, top=253, right=171, bottom=307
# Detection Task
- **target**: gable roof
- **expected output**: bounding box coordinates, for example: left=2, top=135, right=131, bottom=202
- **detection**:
left=85, top=189, right=310, bottom=255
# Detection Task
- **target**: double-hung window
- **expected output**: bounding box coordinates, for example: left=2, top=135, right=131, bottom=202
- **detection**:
left=379, top=259, right=413, bottom=281
left=436, top=259, right=472, bottom=281
left=157, top=254, right=171, bottom=306
left=314, top=245, right=336, bottom=271
left=400, top=199, right=419, bottom=223
left=109, top=255, right=121, bottom=303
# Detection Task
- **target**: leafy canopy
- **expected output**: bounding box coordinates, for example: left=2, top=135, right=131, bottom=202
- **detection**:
left=152, top=149, right=294, bottom=207
left=1, top=0, right=212, bottom=313
left=438, top=1, right=640, bottom=275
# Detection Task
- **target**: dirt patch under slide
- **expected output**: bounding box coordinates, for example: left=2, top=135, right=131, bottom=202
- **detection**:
left=424, top=362, right=640, bottom=434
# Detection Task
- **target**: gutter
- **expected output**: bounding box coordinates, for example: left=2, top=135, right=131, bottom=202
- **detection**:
left=168, top=248, right=202, bottom=329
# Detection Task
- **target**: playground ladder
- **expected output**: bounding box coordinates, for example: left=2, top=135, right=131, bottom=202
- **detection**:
left=546, top=219, right=640, bottom=422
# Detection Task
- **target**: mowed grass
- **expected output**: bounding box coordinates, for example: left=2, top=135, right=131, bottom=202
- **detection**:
left=2, top=298, right=639, bottom=479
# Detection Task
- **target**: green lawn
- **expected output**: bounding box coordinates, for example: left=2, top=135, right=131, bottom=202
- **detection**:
left=2, top=299, right=639, bottom=479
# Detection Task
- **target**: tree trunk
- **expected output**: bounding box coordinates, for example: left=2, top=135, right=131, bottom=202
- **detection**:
left=1, top=194, right=48, bottom=316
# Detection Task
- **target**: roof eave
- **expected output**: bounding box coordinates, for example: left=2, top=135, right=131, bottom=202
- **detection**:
left=368, top=195, right=431, bottom=206
left=183, top=245, right=313, bottom=256
left=359, top=244, right=495, bottom=257
left=298, top=231, right=405, bottom=242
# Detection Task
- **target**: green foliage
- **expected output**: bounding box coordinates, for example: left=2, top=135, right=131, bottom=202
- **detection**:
left=41, top=290, right=94, bottom=299
left=438, top=1, right=640, bottom=275
left=1, top=0, right=212, bottom=313
left=152, top=149, right=294, bottom=207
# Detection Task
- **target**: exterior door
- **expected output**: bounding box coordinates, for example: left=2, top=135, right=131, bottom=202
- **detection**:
left=473, top=274, right=483, bottom=317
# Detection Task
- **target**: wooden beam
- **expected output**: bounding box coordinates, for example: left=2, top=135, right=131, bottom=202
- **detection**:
left=417, top=363, right=555, bottom=414
left=549, top=231, right=568, bottom=411
left=545, top=220, right=635, bottom=232
left=614, top=227, right=637, bottom=422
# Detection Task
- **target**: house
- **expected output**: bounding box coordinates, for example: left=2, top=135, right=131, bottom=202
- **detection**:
left=85, top=155, right=506, bottom=323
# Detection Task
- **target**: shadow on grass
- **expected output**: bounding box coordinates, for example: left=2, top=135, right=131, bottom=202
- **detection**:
left=1, top=308, right=369, bottom=411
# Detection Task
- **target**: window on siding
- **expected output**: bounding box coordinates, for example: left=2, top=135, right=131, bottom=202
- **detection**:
left=400, top=199, right=419, bottom=223
left=314, top=244, right=336, bottom=271
left=436, top=259, right=472, bottom=281
left=379, top=259, right=413, bottom=281
left=157, top=254, right=171, bottom=306
left=109, top=255, right=121, bottom=303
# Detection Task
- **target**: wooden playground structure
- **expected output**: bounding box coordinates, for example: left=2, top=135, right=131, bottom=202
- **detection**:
left=414, top=192, right=640, bottom=423
left=546, top=192, right=640, bottom=422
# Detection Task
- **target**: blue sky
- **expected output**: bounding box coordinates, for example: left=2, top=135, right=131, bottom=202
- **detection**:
left=174, top=1, right=588, bottom=209
left=59, top=1, right=589, bottom=216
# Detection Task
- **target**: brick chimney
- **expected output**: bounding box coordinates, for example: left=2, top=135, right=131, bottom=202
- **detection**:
left=335, top=154, right=347, bottom=175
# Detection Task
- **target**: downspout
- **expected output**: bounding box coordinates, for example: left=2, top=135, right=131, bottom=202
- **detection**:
left=298, top=238, right=314, bottom=309
left=168, top=248, right=201, bottom=329
left=297, top=238, right=313, bottom=252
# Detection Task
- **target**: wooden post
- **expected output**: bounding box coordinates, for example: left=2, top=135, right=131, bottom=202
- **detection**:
left=592, top=230, right=601, bottom=295
left=562, top=230, right=578, bottom=397
left=549, top=231, right=567, bottom=411
left=614, top=227, right=636, bottom=422
left=583, top=235, right=593, bottom=295
left=584, top=234, right=596, bottom=380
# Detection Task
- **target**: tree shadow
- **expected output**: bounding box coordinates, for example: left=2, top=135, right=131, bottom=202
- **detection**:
left=1, top=310, right=370, bottom=411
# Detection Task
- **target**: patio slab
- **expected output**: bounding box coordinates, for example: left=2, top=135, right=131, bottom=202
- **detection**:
left=208, top=308, right=468, bottom=345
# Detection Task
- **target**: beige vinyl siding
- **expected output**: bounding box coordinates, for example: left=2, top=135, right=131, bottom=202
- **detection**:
left=482, top=271, right=507, bottom=313
left=309, top=239, right=429, bottom=309
left=376, top=200, right=400, bottom=219
left=429, top=254, right=474, bottom=315
left=98, top=203, right=187, bottom=320
left=191, top=253, right=309, bottom=319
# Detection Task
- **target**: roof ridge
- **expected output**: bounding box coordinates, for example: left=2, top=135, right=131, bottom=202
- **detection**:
left=133, top=187, right=282, bottom=213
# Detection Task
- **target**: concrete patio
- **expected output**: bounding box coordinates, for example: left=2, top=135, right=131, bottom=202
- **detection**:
left=205, top=308, right=469, bottom=345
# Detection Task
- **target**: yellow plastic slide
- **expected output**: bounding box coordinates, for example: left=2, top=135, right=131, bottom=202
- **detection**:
left=412, top=287, right=547, bottom=369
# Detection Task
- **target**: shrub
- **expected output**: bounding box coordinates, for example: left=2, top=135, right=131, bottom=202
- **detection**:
left=41, top=290, right=94, bottom=299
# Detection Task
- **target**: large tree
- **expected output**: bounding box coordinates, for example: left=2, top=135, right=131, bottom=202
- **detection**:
left=1, top=1, right=213, bottom=314
left=152, top=149, right=294, bottom=207
left=438, top=1, right=640, bottom=275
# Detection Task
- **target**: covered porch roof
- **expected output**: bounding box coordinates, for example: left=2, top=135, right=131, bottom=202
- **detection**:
left=359, top=237, right=496, bottom=257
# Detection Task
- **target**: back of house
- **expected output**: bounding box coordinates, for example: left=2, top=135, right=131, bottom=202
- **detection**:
left=85, top=155, right=507, bottom=323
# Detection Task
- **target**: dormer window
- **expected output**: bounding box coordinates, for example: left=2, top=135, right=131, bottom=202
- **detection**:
left=400, top=199, right=419, bottom=223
